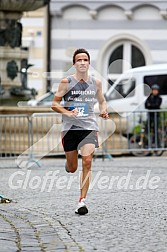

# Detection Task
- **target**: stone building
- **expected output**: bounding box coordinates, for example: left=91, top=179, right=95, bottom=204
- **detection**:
left=21, top=6, right=49, bottom=96
left=50, top=0, right=167, bottom=92
left=0, top=1, right=49, bottom=104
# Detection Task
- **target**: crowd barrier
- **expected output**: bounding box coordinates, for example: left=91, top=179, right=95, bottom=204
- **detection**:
left=0, top=110, right=167, bottom=167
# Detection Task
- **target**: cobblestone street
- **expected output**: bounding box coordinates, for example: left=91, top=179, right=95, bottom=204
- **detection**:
left=0, top=156, right=167, bottom=252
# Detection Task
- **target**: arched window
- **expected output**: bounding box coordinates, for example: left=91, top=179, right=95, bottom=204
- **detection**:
left=108, top=42, right=146, bottom=86
left=96, top=34, right=152, bottom=92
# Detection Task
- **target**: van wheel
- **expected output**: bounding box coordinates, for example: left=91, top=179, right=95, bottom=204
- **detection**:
left=131, top=150, right=152, bottom=157
left=129, top=136, right=151, bottom=157
left=153, top=150, right=164, bottom=156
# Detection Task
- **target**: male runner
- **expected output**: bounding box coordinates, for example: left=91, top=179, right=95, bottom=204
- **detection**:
left=51, top=48, right=109, bottom=215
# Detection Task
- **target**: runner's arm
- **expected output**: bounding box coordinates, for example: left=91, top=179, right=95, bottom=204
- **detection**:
left=96, top=79, right=109, bottom=119
left=51, top=78, right=78, bottom=117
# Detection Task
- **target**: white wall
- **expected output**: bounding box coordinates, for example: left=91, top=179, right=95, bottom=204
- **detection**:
left=98, top=6, right=126, bottom=20
left=63, top=6, right=91, bottom=20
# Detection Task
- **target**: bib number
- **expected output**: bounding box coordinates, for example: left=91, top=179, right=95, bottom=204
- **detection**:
left=69, top=102, right=89, bottom=117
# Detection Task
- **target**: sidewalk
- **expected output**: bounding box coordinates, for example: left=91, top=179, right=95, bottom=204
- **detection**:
left=0, top=156, right=167, bottom=251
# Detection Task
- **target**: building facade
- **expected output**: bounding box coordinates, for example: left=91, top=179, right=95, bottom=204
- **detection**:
left=21, top=6, right=49, bottom=96
left=50, top=0, right=167, bottom=92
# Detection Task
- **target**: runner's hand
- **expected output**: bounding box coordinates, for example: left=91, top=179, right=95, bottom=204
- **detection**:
left=67, top=108, right=79, bottom=117
left=99, top=111, right=109, bottom=119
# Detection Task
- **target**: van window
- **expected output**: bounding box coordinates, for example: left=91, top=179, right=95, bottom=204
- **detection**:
left=106, top=78, right=136, bottom=100
left=144, top=74, right=167, bottom=95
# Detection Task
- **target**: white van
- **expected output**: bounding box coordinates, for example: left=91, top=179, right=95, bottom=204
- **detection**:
left=94, top=64, right=167, bottom=133
left=104, top=64, right=167, bottom=114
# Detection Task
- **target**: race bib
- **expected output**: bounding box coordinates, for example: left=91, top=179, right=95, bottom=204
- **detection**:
left=68, top=102, right=89, bottom=117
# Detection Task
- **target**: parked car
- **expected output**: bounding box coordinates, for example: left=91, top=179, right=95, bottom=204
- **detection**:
left=27, top=91, right=55, bottom=106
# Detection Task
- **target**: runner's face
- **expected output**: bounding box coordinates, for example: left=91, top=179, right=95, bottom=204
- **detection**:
left=74, top=53, right=90, bottom=73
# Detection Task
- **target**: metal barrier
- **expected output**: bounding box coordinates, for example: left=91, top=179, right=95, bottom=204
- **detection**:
left=0, top=110, right=167, bottom=168
left=101, top=109, right=167, bottom=156
left=0, top=114, right=30, bottom=158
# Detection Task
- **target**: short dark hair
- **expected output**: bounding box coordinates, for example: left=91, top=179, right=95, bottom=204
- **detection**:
left=73, top=48, right=90, bottom=64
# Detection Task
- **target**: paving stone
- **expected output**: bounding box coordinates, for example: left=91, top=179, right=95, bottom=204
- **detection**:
left=0, top=156, right=167, bottom=251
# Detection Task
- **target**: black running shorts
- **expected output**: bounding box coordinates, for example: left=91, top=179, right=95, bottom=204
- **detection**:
left=62, top=130, right=99, bottom=152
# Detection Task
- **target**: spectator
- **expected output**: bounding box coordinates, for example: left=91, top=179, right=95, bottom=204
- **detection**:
left=145, top=84, right=162, bottom=146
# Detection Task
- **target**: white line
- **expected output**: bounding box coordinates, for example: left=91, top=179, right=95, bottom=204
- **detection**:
left=52, top=29, right=167, bottom=40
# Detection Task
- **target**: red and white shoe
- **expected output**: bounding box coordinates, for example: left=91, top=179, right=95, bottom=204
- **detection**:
left=75, top=198, right=88, bottom=215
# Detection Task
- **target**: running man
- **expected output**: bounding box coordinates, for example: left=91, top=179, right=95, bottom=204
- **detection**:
left=51, top=48, right=109, bottom=215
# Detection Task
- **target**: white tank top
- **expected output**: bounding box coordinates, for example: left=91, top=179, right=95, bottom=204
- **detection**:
left=62, top=75, right=99, bottom=131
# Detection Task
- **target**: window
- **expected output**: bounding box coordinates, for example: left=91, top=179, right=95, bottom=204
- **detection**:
left=144, top=74, right=167, bottom=95
left=108, top=43, right=145, bottom=88
left=108, top=44, right=145, bottom=74
left=131, top=45, right=145, bottom=68
left=108, top=45, right=123, bottom=74
left=106, top=78, right=136, bottom=100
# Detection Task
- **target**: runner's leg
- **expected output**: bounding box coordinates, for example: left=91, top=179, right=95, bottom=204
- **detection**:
left=65, top=150, right=78, bottom=173
left=80, top=144, right=95, bottom=199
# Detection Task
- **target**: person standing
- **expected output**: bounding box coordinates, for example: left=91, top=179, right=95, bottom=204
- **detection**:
left=51, top=48, right=109, bottom=215
left=145, top=84, right=162, bottom=146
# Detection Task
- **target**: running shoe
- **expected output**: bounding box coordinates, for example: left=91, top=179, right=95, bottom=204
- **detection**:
left=0, top=195, right=12, bottom=203
left=75, top=198, right=88, bottom=215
